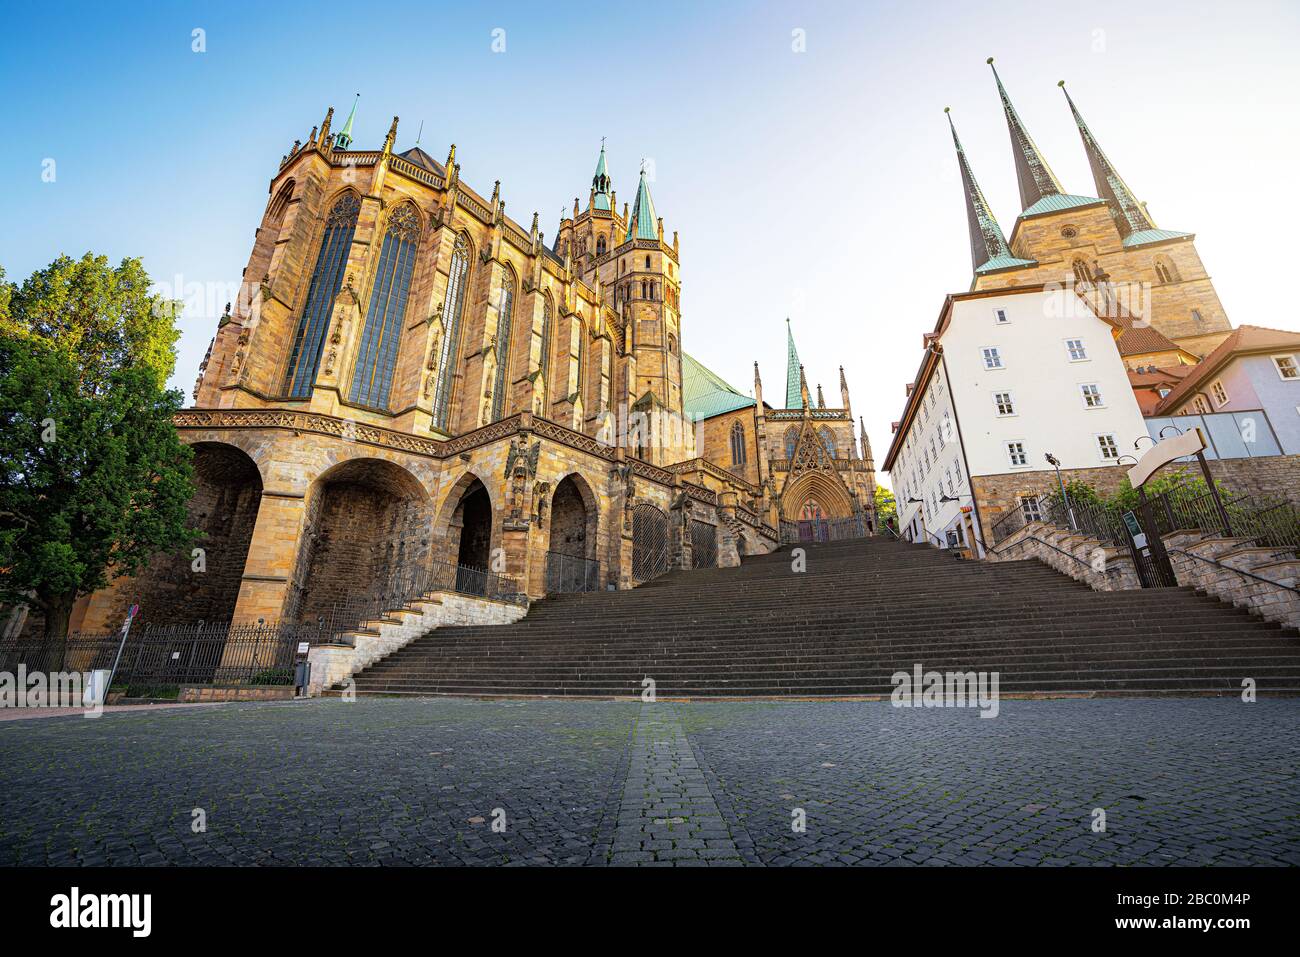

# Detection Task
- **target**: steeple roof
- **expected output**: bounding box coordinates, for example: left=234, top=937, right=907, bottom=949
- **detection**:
left=988, top=59, right=1067, bottom=212
left=682, top=353, right=754, bottom=421
left=335, top=94, right=359, bottom=150
left=625, top=167, right=659, bottom=241
left=1059, top=81, right=1189, bottom=247
left=785, top=319, right=802, bottom=409
left=946, top=109, right=1036, bottom=276
left=592, top=141, right=612, bottom=211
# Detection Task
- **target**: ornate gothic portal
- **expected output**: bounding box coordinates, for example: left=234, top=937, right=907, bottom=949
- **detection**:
left=288, top=459, right=430, bottom=624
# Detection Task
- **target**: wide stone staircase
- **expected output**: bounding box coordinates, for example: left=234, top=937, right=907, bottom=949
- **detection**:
left=337, top=537, right=1300, bottom=698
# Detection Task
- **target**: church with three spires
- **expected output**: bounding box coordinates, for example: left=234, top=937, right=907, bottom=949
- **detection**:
left=68, top=99, right=877, bottom=633
left=949, top=59, right=1235, bottom=366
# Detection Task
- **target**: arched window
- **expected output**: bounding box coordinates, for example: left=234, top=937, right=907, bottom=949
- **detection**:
left=283, top=193, right=361, bottom=397
left=596, top=235, right=607, bottom=256
left=645, top=255, right=651, bottom=269
left=1154, top=256, right=1180, bottom=284
left=432, top=234, right=472, bottom=430
left=730, top=421, right=746, bottom=466
left=350, top=204, right=421, bottom=409
left=784, top=427, right=798, bottom=459
left=539, top=297, right=552, bottom=382
left=819, top=427, right=836, bottom=458
left=1072, top=258, right=1091, bottom=288
left=490, top=273, right=516, bottom=421
left=800, top=499, right=824, bottom=520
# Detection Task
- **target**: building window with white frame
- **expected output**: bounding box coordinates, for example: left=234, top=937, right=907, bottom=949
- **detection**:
left=1097, top=433, right=1120, bottom=460
left=1006, top=441, right=1028, bottom=467
left=1273, top=355, right=1298, bottom=380
left=1211, top=380, right=1229, bottom=407
left=993, top=391, right=1015, bottom=416
left=1019, top=495, right=1043, bottom=522
left=994, top=307, right=1009, bottom=325
left=1192, top=396, right=1208, bottom=414
left=1080, top=383, right=1104, bottom=408
left=1065, top=338, right=1088, bottom=361
left=981, top=347, right=1004, bottom=370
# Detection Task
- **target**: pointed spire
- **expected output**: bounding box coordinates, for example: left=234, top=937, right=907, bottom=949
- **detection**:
left=591, top=139, right=612, bottom=211
left=987, top=59, right=1063, bottom=211
left=784, top=318, right=802, bottom=409
left=1059, top=80, right=1157, bottom=240
left=382, top=116, right=399, bottom=155
left=860, top=416, right=874, bottom=469
left=319, top=106, right=334, bottom=144
left=335, top=94, right=359, bottom=150
left=799, top=365, right=810, bottom=411
left=946, top=108, right=1032, bottom=276
left=816, top=383, right=826, bottom=409
left=625, top=164, right=659, bottom=241
left=839, top=365, right=850, bottom=410
left=446, top=143, right=457, bottom=174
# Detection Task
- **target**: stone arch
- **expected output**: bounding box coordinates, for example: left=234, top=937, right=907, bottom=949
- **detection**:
left=779, top=471, right=855, bottom=521
left=124, top=442, right=264, bottom=626
left=547, top=473, right=599, bottom=561
left=287, top=457, right=431, bottom=623
left=431, top=468, right=498, bottom=572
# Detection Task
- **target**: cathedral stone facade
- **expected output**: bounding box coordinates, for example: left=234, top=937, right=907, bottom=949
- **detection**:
left=71, top=103, right=876, bottom=632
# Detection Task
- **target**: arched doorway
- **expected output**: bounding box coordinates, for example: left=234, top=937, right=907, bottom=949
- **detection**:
left=546, top=475, right=599, bottom=592
left=124, top=442, right=264, bottom=626
left=289, top=458, right=429, bottom=624
left=456, top=480, right=492, bottom=570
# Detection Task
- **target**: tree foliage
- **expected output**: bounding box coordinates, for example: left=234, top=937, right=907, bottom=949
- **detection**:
left=0, top=254, right=195, bottom=642
left=874, top=485, right=897, bottom=528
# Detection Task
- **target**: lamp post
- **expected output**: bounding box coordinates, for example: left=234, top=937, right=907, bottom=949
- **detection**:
left=1044, top=452, right=1076, bottom=531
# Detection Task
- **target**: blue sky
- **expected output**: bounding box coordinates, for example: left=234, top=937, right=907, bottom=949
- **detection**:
left=4, top=0, right=1298, bottom=480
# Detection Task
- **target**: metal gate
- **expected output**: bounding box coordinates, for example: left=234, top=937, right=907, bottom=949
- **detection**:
left=631, top=504, right=670, bottom=583
left=690, top=520, right=717, bottom=569
left=1122, top=502, right=1178, bottom=588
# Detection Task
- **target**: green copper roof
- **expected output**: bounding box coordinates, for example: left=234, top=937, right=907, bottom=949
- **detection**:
left=976, top=253, right=1037, bottom=275
left=1122, top=228, right=1193, bottom=248
left=625, top=169, right=659, bottom=241
left=1019, top=193, right=1103, bottom=217
left=1060, top=81, right=1160, bottom=241
left=592, top=143, right=612, bottom=211
left=785, top=320, right=802, bottom=409
left=335, top=94, right=359, bottom=150
left=989, top=60, right=1065, bottom=212
left=682, top=352, right=754, bottom=421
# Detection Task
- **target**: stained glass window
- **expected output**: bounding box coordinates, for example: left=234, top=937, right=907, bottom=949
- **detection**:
left=350, top=204, right=421, bottom=409
left=431, top=235, right=471, bottom=430
left=490, top=276, right=514, bottom=421
left=282, top=193, right=360, bottom=397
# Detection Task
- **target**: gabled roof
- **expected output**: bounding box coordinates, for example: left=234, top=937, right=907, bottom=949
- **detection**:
left=1154, top=325, right=1300, bottom=414
left=398, top=146, right=444, bottom=173
left=1019, top=193, right=1104, bottom=217
left=682, top=352, right=755, bottom=421
left=1115, top=314, right=1183, bottom=357
left=1122, top=228, right=1193, bottom=248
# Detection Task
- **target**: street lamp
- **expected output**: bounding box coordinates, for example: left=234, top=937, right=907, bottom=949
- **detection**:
left=1044, top=452, right=1077, bottom=531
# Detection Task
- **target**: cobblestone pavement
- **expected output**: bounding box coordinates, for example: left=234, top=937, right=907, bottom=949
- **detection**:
left=0, top=698, right=1296, bottom=866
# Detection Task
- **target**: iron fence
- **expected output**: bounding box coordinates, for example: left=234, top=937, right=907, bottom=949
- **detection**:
left=779, top=513, right=871, bottom=544
left=0, top=619, right=309, bottom=690
left=544, top=551, right=603, bottom=593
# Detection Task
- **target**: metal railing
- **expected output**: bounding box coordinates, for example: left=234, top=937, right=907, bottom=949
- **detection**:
left=544, top=551, right=603, bottom=594
left=0, top=619, right=310, bottom=690
left=779, top=513, right=872, bottom=544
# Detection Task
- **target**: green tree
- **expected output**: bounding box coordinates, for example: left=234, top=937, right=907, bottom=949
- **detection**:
left=0, top=255, right=195, bottom=656
left=874, top=485, right=897, bottom=529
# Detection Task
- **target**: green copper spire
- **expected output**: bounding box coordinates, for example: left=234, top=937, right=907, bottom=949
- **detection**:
left=946, top=108, right=1035, bottom=276
left=592, top=140, right=612, bottom=211
left=785, top=318, right=802, bottom=409
left=1058, top=80, right=1162, bottom=242
left=988, top=58, right=1064, bottom=212
left=335, top=93, right=359, bottom=150
left=624, top=164, right=659, bottom=241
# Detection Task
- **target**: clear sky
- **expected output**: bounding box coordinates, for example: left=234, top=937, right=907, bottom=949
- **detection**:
left=4, top=0, right=1298, bottom=485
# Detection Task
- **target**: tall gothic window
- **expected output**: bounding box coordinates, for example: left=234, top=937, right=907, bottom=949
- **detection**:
left=730, top=421, right=746, bottom=466
left=819, top=427, right=836, bottom=458
left=784, top=427, right=798, bottom=459
left=596, top=235, right=607, bottom=256
left=431, top=234, right=472, bottom=430
left=350, top=204, right=421, bottom=409
left=1071, top=258, right=1091, bottom=289
left=490, top=275, right=515, bottom=421
left=539, top=299, right=552, bottom=399
left=282, top=193, right=360, bottom=397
